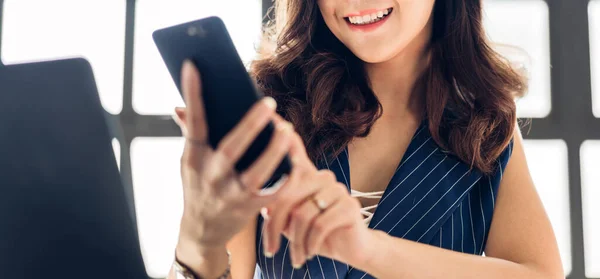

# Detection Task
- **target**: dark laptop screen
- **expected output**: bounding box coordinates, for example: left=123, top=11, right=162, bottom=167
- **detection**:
left=0, top=59, right=147, bottom=279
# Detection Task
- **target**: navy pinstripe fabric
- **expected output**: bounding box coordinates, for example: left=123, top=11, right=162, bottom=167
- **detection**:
left=255, top=121, right=513, bottom=279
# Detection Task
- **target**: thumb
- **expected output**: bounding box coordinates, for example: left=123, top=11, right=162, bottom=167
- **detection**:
left=172, top=107, right=188, bottom=136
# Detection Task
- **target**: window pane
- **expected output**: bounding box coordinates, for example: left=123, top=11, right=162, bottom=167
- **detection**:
left=581, top=140, right=600, bottom=277
left=112, top=138, right=121, bottom=171
left=590, top=0, right=600, bottom=117
left=132, top=0, right=262, bottom=115
left=523, top=140, right=572, bottom=275
left=131, top=137, right=184, bottom=278
left=1, top=0, right=126, bottom=115
left=483, top=0, right=552, bottom=118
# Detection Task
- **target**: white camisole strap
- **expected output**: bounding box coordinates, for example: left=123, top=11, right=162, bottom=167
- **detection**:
left=350, top=189, right=384, bottom=225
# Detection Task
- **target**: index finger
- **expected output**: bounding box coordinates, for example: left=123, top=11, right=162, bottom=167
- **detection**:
left=181, top=60, right=208, bottom=142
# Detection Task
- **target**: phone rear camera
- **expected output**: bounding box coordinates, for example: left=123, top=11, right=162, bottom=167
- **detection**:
left=187, top=26, right=197, bottom=36
left=187, top=26, right=206, bottom=37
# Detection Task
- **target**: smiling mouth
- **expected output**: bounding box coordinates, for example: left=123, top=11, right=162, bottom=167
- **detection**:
left=344, top=8, right=393, bottom=25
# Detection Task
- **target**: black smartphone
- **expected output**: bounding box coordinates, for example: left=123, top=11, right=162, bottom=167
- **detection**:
left=153, top=16, right=291, bottom=183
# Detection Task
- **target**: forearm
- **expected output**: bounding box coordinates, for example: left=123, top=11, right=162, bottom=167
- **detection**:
left=351, top=230, right=558, bottom=279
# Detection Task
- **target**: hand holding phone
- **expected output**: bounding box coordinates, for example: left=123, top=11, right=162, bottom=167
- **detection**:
left=172, top=59, right=300, bottom=277
left=153, top=16, right=292, bottom=183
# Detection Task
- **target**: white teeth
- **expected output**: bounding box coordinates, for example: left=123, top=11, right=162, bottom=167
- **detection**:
left=348, top=8, right=391, bottom=25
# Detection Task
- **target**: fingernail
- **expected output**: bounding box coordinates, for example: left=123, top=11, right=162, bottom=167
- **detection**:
left=181, top=59, right=194, bottom=77
left=260, top=207, right=270, bottom=221
left=291, top=156, right=301, bottom=165
left=293, top=263, right=303, bottom=269
left=263, top=97, right=277, bottom=110
left=276, top=121, right=288, bottom=131
left=307, top=255, right=314, bottom=261
left=264, top=243, right=274, bottom=258
left=279, top=122, right=293, bottom=134
left=182, top=59, right=194, bottom=73
left=285, top=121, right=294, bottom=131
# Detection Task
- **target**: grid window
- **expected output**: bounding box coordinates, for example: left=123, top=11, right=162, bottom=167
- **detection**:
left=590, top=0, right=600, bottom=117
left=483, top=0, right=552, bottom=118
left=132, top=0, right=263, bottom=115
left=0, top=0, right=126, bottom=115
left=581, top=141, right=600, bottom=278
left=131, top=137, right=185, bottom=278
left=2, top=1, right=598, bottom=278
left=523, top=140, right=572, bottom=275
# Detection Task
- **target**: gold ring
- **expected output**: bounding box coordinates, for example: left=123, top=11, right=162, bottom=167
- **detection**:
left=311, top=196, right=328, bottom=212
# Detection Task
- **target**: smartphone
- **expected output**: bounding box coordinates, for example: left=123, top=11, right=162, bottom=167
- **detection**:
left=153, top=16, right=291, bottom=183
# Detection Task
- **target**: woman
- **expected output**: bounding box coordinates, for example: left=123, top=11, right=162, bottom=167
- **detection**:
left=170, top=0, right=564, bottom=278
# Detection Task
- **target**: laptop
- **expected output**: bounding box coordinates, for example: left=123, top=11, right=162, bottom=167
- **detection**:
left=0, top=58, right=147, bottom=279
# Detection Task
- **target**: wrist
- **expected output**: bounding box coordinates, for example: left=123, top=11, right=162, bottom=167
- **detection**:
left=175, top=236, right=229, bottom=278
left=351, top=229, right=385, bottom=270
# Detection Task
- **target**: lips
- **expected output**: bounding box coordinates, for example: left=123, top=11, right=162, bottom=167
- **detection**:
left=343, top=8, right=393, bottom=31
left=346, top=8, right=392, bottom=25
left=344, top=7, right=393, bottom=17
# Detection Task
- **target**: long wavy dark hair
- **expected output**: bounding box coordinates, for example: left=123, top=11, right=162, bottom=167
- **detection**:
left=250, top=0, right=526, bottom=174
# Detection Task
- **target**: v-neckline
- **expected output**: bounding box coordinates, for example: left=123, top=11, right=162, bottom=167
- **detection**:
left=341, top=119, right=429, bottom=228
left=306, top=118, right=492, bottom=279
left=308, top=118, right=491, bottom=279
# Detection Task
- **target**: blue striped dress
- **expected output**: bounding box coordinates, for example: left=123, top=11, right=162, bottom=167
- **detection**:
left=255, top=120, right=513, bottom=279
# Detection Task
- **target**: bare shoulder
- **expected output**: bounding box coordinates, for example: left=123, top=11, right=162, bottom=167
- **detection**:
left=485, top=127, right=564, bottom=277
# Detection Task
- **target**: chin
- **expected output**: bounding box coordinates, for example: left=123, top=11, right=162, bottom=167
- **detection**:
left=347, top=42, right=407, bottom=64
left=340, top=27, right=414, bottom=63
left=353, top=50, right=397, bottom=64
